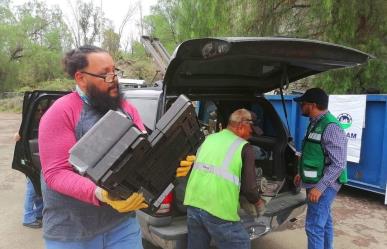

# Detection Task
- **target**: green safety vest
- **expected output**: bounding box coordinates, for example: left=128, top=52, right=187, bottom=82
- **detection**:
left=300, top=112, right=348, bottom=184
left=184, top=129, right=247, bottom=221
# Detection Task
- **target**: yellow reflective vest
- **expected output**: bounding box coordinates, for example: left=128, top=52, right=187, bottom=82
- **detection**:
left=184, top=129, right=247, bottom=221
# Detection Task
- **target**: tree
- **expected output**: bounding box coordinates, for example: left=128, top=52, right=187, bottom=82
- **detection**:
left=143, top=0, right=179, bottom=53
left=144, top=0, right=387, bottom=93
left=106, top=1, right=139, bottom=56
left=0, top=0, right=71, bottom=91
left=102, top=27, right=120, bottom=60
left=144, top=0, right=311, bottom=52
left=66, top=0, right=104, bottom=46
left=305, top=0, right=387, bottom=93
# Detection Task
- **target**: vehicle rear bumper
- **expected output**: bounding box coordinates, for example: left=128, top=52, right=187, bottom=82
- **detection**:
left=137, top=211, right=187, bottom=249
left=137, top=191, right=307, bottom=249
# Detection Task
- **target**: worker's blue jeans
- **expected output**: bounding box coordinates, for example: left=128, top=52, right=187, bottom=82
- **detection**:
left=23, top=178, right=43, bottom=224
left=305, top=187, right=337, bottom=249
left=44, top=217, right=143, bottom=249
left=187, top=206, right=250, bottom=249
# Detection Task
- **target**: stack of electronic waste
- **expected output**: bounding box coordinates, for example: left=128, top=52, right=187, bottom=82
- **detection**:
left=69, top=94, right=204, bottom=211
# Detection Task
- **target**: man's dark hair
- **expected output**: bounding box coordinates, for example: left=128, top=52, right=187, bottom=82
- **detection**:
left=316, top=104, right=326, bottom=111
left=63, top=45, right=107, bottom=79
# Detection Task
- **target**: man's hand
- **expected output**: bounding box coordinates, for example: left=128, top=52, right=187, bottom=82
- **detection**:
left=176, top=155, right=196, bottom=177
left=308, top=188, right=322, bottom=203
left=255, top=197, right=266, bottom=209
left=96, top=187, right=148, bottom=213
left=255, top=197, right=266, bottom=216
left=293, top=174, right=301, bottom=187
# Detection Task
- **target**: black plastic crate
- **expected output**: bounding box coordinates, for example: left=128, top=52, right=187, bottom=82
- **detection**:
left=69, top=95, right=204, bottom=211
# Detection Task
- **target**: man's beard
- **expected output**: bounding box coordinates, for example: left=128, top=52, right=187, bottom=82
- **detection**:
left=87, top=83, right=122, bottom=115
left=301, top=106, right=310, bottom=117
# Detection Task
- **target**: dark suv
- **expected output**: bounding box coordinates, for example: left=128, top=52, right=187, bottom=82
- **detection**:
left=13, top=37, right=371, bottom=249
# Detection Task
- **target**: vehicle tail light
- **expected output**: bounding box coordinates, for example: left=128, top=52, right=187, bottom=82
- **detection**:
left=155, top=191, right=173, bottom=215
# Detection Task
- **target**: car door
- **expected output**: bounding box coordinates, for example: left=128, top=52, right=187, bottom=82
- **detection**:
left=12, top=90, right=68, bottom=195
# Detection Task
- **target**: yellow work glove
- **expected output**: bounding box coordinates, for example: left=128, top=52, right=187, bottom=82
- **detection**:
left=96, top=187, right=148, bottom=213
left=176, top=155, right=196, bottom=177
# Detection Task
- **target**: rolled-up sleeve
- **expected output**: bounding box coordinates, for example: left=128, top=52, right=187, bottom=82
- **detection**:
left=240, top=144, right=260, bottom=203
left=39, top=96, right=100, bottom=206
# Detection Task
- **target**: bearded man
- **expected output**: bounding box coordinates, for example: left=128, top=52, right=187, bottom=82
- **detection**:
left=38, top=45, right=192, bottom=249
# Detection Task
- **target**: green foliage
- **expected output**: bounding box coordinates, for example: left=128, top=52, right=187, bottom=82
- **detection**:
left=144, top=0, right=387, bottom=93
left=1, top=0, right=386, bottom=96
left=0, top=96, right=23, bottom=113
left=306, top=0, right=387, bottom=93
left=0, top=0, right=71, bottom=92
left=36, top=78, right=74, bottom=91
left=119, top=42, right=159, bottom=84
left=73, top=0, right=102, bottom=46
left=143, top=0, right=179, bottom=53
left=102, top=28, right=121, bottom=60
left=1, top=81, right=68, bottom=114
left=127, top=60, right=157, bottom=82
left=130, top=41, right=148, bottom=59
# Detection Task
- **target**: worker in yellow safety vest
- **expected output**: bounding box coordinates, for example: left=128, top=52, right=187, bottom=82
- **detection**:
left=184, top=108, right=265, bottom=249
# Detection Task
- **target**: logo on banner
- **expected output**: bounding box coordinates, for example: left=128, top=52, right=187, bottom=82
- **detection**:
left=337, top=113, right=357, bottom=139
left=337, top=113, right=352, bottom=129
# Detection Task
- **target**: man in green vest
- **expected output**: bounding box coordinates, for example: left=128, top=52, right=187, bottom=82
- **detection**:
left=293, top=88, right=348, bottom=249
left=184, top=108, right=265, bottom=249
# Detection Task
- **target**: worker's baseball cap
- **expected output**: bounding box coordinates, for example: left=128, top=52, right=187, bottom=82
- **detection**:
left=294, top=87, right=329, bottom=109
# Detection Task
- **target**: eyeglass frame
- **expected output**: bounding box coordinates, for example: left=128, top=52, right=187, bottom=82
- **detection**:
left=80, top=69, right=123, bottom=83
left=240, top=119, right=254, bottom=128
left=241, top=119, right=253, bottom=124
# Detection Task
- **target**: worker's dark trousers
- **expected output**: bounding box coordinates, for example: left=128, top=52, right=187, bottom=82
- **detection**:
left=187, top=206, right=250, bottom=249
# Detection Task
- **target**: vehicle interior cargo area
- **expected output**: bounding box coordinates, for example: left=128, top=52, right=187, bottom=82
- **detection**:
left=69, top=94, right=204, bottom=211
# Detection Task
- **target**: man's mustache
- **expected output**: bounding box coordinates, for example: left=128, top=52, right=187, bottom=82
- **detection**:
left=108, top=84, right=118, bottom=91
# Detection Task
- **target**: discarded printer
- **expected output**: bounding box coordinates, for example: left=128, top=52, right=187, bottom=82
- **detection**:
left=69, top=94, right=204, bottom=211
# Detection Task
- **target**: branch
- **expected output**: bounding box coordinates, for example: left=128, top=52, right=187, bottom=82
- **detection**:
left=66, top=0, right=80, bottom=46
left=273, top=0, right=287, bottom=11
left=119, top=2, right=138, bottom=38
left=291, top=4, right=311, bottom=8
left=9, top=45, right=23, bottom=61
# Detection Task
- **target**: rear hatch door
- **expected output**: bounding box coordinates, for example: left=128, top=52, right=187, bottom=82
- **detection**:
left=163, top=37, right=373, bottom=96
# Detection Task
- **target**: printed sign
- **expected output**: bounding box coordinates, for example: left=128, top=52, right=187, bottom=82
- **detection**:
left=329, top=95, right=366, bottom=163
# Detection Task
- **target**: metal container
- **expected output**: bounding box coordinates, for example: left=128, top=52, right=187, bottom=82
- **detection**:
left=266, top=94, right=387, bottom=195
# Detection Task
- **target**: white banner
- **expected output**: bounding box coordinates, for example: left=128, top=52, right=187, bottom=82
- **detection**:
left=328, top=95, right=367, bottom=163
left=385, top=183, right=387, bottom=205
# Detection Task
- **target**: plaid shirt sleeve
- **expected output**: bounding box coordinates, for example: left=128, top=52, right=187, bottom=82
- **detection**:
left=315, top=123, right=348, bottom=193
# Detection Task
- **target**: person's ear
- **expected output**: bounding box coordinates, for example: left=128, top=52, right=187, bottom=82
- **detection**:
left=235, top=123, right=245, bottom=136
left=74, top=71, right=87, bottom=90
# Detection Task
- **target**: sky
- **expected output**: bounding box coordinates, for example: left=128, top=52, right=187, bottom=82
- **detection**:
left=11, top=0, right=158, bottom=44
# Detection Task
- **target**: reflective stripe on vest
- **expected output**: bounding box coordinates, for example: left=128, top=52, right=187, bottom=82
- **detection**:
left=192, top=137, right=245, bottom=187
left=308, top=132, right=322, bottom=141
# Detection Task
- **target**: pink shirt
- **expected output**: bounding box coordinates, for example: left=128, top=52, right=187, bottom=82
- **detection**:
left=39, top=92, right=145, bottom=206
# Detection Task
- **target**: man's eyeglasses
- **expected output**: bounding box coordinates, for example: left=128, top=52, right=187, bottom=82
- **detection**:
left=81, top=69, right=123, bottom=83
left=241, top=119, right=253, bottom=125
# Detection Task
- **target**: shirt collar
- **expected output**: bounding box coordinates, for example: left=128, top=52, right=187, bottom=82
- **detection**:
left=75, top=85, right=90, bottom=105
left=310, top=111, right=328, bottom=124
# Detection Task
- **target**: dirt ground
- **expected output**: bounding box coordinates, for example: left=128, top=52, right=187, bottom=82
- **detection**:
left=0, top=112, right=386, bottom=249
